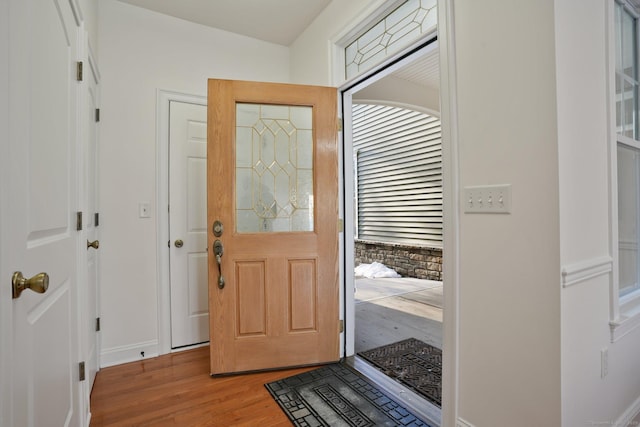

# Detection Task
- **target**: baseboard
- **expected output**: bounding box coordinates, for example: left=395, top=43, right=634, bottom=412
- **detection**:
left=100, top=340, right=159, bottom=368
left=457, top=417, right=475, bottom=427
left=615, top=394, right=640, bottom=427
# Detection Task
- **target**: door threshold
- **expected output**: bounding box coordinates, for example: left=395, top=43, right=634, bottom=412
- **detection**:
left=170, top=341, right=209, bottom=353
left=346, top=355, right=441, bottom=427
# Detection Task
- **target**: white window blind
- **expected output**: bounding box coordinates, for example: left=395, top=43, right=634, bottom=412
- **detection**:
left=353, top=103, right=442, bottom=247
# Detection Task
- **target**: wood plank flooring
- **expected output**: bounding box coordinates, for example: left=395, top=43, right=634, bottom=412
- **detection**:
left=90, top=278, right=443, bottom=426
left=89, top=347, right=315, bottom=426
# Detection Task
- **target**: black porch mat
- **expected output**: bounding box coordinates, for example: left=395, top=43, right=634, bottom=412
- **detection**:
left=265, top=363, right=432, bottom=427
left=358, top=338, right=442, bottom=407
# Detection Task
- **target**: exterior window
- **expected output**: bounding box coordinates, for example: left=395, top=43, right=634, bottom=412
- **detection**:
left=615, top=1, right=640, bottom=301
left=611, top=0, right=640, bottom=341
left=616, top=1, right=639, bottom=138
left=617, top=145, right=640, bottom=298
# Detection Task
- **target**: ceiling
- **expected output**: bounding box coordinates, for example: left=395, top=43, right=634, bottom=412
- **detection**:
left=115, top=0, right=332, bottom=46
left=393, top=47, right=440, bottom=91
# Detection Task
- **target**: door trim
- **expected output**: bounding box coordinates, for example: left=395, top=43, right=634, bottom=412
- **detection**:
left=156, top=89, right=206, bottom=355
left=437, top=2, right=461, bottom=425
left=341, top=37, right=439, bottom=358
left=333, top=1, right=460, bottom=426
left=0, top=0, right=11, bottom=423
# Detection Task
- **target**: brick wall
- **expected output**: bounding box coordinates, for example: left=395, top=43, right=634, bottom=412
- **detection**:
left=354, top=240, right=443, bottom=281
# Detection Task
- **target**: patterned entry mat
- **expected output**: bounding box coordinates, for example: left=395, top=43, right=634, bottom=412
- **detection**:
left=358, top=338, right=442, bottom=407
left=265, top=363, right=432, bottom=427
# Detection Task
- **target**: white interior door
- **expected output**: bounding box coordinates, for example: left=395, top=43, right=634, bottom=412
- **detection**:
left=4, top=0, right=82, bottom=426
left=82, top=54, right=100, bottom=401
left=169, top=101, right=209, bottom=348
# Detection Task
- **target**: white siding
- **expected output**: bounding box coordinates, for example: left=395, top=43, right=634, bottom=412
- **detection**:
left=353, top=103, right=442, bottom=247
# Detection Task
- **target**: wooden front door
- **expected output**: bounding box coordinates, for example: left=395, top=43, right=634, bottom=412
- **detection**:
left=207, top=80, right=339, bottom=374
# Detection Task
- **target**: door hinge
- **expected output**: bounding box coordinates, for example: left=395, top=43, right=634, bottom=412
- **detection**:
left=79, top=361, right=86, bottom=381
left=94, top=212, right=100, bottom=227
left=76, top=212, right=83, bottom=231
left=95, top=108, right=100, bottom=122
left=337, top=117, right=343, bottom=132
left=96, top=317, right=101, bottom=332
left=76, top=61, right=83, bottom=81
left=338, top=218, right=344, bottom=233
left=339, top=319, right=344, bottom=333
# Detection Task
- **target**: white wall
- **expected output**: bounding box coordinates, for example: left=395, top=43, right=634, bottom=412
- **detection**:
left=557, top=1, right=640, bottom=425
left=98, top=0, right=289, bottom=366
left=453, top=1, right=562, bottom=425
left=289, top=0, right=385, bottom=86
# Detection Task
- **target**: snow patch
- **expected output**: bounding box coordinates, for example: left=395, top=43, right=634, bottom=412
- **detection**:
left=354, top=262, right=401, bottom=278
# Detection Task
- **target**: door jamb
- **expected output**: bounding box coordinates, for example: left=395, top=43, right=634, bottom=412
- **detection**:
left=334, top=1, right=460, bottom=425
left=0, top=0, right=11, bottom=422
left=437, top=2, right=460, bottom=425
left=156, top=90, right=206, bottom=355
left=340, top=37, right=439, bottom=359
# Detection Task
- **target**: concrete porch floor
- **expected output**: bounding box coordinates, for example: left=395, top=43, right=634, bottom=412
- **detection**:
left=355, top=277, right=443, bottom=354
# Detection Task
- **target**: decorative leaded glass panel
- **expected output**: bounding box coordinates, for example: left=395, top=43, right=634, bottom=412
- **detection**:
left=236, top=103, right=314, bottom=233
left=345, top=0, right=437, bottom=80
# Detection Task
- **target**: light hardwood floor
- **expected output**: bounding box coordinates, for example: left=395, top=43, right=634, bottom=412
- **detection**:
left=91, top=278, right=443, bottom=426
left=89, top=347, right=315, bottom=426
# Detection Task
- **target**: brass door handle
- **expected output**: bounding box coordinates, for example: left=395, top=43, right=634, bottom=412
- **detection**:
left=87, top=240, right=100, bottom=250
left=213, top=240, right=225, bottom=289
left=175, top=239, right=184, bottom=248
left=12, top=271, right=49, bottom=299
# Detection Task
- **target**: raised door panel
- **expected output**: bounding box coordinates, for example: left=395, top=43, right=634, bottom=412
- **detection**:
left=289, top=259, right=317, bottom=332
left=235, top=261, right=267, bottom=337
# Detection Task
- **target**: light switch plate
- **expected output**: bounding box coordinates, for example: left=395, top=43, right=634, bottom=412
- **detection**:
left=463, top=184, right=511, bottom=214
left=139, top=202, right=151, bottom=218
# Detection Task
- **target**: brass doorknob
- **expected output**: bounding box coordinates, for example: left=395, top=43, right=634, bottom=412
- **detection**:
left=87, top=240, right=100, bottom=250
left=12, top=271, right=49, bottom=299
left=175, top=239, right=184, bottom=248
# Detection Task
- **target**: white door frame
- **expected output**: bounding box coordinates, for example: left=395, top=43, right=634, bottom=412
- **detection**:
left=334, top=1, right=460, bottom=426
left=0, top=0, right=11, bottom=423
left=437, top=3, right=460, bottom=425
left=341, top=37, right=439, bottom=358
left=156, top=90, right=207, bottom=355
